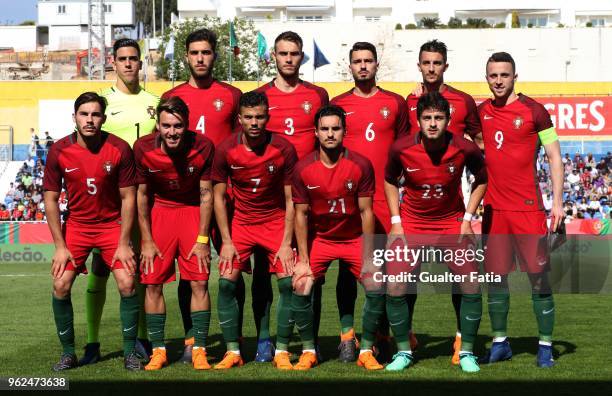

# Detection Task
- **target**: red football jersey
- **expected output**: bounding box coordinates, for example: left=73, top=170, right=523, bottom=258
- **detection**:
left=331, top=88, right=409, bottom=203
left=162, top=80, right=242, bottom=146
left=211, top=132, right=297, bottom=225
left=479, top=94, right=553, bottom=211
left=292, top=149, right=375, bottom=241
left=256, top=80, right=329, bottom=159
left=406, top=85, right=481, bottom=138
left=385, top=132, right=486, bottom=226
left=43, top=132, right=136, bottom=226
left=133, top=131, right=215, bottom=208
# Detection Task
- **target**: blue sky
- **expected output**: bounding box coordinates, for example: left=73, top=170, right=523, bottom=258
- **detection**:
left=1, top=0, right=37, bottom=24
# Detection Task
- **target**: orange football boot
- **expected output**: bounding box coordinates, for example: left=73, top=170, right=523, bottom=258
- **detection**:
left=294, top=351, right=317, bottom=371
left=145, top=348, right=168, bottom=371
left=192, top=347, right=211, bottom=370
left=214, top=351, right=244, bottom=370
left=357, top=351, right=383, bottom=370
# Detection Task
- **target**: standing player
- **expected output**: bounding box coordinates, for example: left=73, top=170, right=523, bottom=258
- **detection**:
left=384, top=91, right=487, bottom=372
left=405, top=40, right=483, bottom=363
left=478, top=52, right=563, bottom=368
left=211, top=91, right=298, bottom=370
left=292, top=105, right=384, bottom=371
left=331, top=42, right=410, bottom=361
left=161, top=28, right=244, bottom=362
left=81, top=38, right=160, bottom=365
left=134, top=97, right=215, bottom=370
left=254, top=31, right=329, bottom=360
left=44, top=92, right=141, bottom=371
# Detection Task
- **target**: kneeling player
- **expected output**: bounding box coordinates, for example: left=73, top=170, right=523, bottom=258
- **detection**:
left=134, top=97, right=215, bottom=370
left=292, top=105, right=384, bottom=370
left=212, top=92, right=298, bottom=369
left=44, top=92, right=142, bottom=371
left=384, top=92, right=487, bottom=372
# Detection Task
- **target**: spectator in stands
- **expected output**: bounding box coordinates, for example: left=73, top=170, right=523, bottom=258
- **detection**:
left=21, top=172, right=33, bottom=188
left=5, top=182, right=15, bottom=199
left=44, top=131, right=54, bottom=161
left=0, top=204, right=10, bottom=221
left=585, top=153, right=597, bottom=169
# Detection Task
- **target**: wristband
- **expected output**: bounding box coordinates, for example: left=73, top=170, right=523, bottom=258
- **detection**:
left=462, top=212, right=473, bottom=222
left=391, top=215, right=402, bottom=225
left=196, top=235, right=209, bottom=244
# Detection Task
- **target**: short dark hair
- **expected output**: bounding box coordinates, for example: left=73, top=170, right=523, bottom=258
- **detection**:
left=416, top=91, right=450, bottom=119
left=157, top=96, right=189, bottom=125
left=349, top=42, right=377, bottom=62
left=74, top=92, right=106, bottom=114
left=113, top=38, right=141, bottom=59
left=240, top=91, right=268, bottom=110
left=315, top=105, right=346, bottom=130
left=274, top=31, right=303, bottom=51
left=419, top=39, right=447, bottom=63
left=487, top=52, right=516, bottom=74
left=185, top=28, right=217, bottom=53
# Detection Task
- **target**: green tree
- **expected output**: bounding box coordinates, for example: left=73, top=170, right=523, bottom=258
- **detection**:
left=19, top=20, right=35, bottom=26
left=135, top=0, right=178, bottom=37
left=447, top=17, right=463, bottom=28
left=395, top=23, right=403, bottom=30
left=511, top=11, right=520, bottom=28
left=420, top=17, right=442, bottom=29
left=157, top=16, right=273, bottom=82
left=465, top=18, right=490, bottom=28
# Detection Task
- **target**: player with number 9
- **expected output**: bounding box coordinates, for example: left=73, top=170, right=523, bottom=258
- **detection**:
left=44, top=92, right=142, bottom=371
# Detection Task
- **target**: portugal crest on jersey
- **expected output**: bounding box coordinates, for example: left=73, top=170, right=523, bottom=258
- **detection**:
left=447, top=162, right=456, bottom=175
left=213, top=98, right=224, bottom=112
left=188, top=166, right=196, bottom=175
left=103, top=161, right=113, bottom=175
left=513, top=116, right=524, bottom=129
left=301, top=101, right=313, bottom=114
left=345, top=179, right=354, bottom=192
left=266, top=161, right=277, bottom=174
left=147, top=106, right=156, bottom=119
left=379, top=106, right=390, bottom=120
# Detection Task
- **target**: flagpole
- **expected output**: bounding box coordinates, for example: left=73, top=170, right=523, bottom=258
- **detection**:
left=228, top=21, right=232, bottom=83
left=257, top=60, right=260, bottom=87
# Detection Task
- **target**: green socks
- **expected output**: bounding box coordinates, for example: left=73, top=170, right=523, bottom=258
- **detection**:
left=218, top=278, right=240, bottom=351
left=135, top=281, right=148, bottom=340
left=532, top=294, right=554, bottom=342
left=191, top=310, right=211, bottom=348
left=120, top=293, right=139, bottom=355
left=52, top=294, right=75, bottom=354
left=488, top=293, right=510, bottom=338
left=275, top=277, right=293, bottom=351
left=146, top=313, right=166, bottom=348
left=361, top=293, right=385, bottom=350
left=85, top=272, right=108, bottom=344
left=459, top=294, right=483, bottom=352
left=291, top=293, right=315, bottom=350
left=386, top=295, right=411, bottom=351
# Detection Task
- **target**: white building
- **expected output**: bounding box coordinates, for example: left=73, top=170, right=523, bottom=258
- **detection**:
left=37, top=0, right=135, bottom=51
left=177, top=0, right=612, bottom=27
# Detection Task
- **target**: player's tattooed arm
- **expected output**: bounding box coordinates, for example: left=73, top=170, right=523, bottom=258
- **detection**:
left=137, top=183, right=162, bottom=275
left=188, top=180, right=213, bottom=274
left=276, top=184, right=296, bottom=275
left=44, top=190, right=75, bottom=279
left=114, top=185, right=137, bottom=275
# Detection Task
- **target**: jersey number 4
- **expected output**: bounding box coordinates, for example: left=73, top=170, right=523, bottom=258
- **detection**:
left=196, top=115, right=205, bottom=134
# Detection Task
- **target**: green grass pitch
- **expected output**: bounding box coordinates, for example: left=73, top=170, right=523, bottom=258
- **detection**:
left=1, top=262, right=611, bottom=395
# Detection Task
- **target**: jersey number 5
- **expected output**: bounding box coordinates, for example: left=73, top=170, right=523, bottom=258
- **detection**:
left=86, top=178, right=97, bottom=195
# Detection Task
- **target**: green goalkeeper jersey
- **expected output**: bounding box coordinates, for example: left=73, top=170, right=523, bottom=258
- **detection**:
left=100, top=85, right=160, bottom=147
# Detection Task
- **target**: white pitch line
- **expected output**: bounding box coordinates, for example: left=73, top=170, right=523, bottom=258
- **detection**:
left=0, top=274, right=47, bottom=277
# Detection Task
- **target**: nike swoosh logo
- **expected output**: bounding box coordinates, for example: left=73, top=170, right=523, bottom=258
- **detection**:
left=148, top=330, right=162, bottom=335
left=268, top=106, right=279, bottom=110
left=123, top=325, right=136, bottom=332
left=345, top=111, right=355, bottom=116
left=487, top=301, right=503, bottom=304
left=296, top=323, right=310, bottom=330
left=219, top=319, right=232, bottom=325
left=465, top=316, right=481, bottom=321
left=65, top=168, right=78, bottom=173
left=197, top=331, right=205, bottom=334
left=59, top=329, right=70, bottom=336
left=405, top=168, right=419, bottom=172
left=484, top=115, right=493, bottom=120
left=148, top=168, right=162, bottom=173
left=542, top=308, right=554, bottom=315
left=230, top=165, right=245, bottom=170
left=111, top=111, right=122, bottom=115
left=389, top=320, right=405, bottom=326
left=306, top=185, right=320, bottom=190
left=410, top=107, right=417, bottom=111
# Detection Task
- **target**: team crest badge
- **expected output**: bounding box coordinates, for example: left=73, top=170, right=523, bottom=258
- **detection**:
left=213, top=98, right=224, bottom=111
left=513, top=116, right=524, bottom=129
left=147, top=106, right=156, bottom=119
left=301, top=101, right=313, bottom=114
left=345, top=179, right=354, bottom=192
left=103, top=161, right=113, bottom=175
left=188, top=166, right=196, bottom=175
left=266, top=161, right=277, bottom=174
left=379, top=106, right=390, bottom=120
left=447, top=162, right=456, bottom=175
left=449, top=104, right=455, bottom=115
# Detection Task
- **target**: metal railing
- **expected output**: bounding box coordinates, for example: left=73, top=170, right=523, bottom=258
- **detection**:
left=0, top=125, right=14, bottom=162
